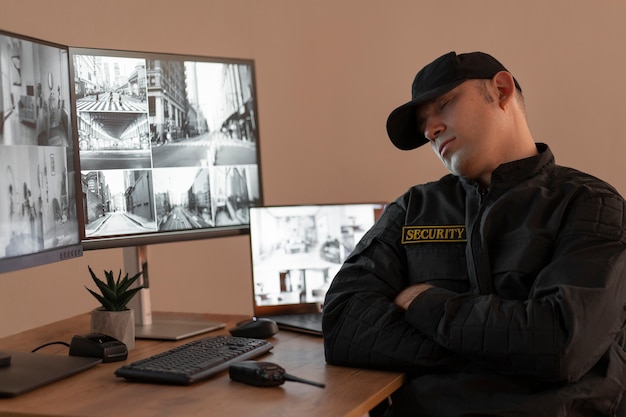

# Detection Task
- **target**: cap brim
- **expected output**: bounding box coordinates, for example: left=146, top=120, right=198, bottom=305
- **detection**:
left=386, top=79, right=466, bottom=150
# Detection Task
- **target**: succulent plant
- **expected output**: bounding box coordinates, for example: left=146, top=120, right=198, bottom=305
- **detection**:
left=86, top=266, right=144, bottom=311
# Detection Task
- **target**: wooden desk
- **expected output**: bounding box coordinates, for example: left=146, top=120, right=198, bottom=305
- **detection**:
left=0, top=313, right=404, bottom=417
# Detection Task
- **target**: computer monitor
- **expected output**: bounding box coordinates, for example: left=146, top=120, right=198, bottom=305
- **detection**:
left=0, top=28, right=96, bottom=398
left=69, top=47, right=263, bottom=339
left=0, top=29, right=82, bottom=274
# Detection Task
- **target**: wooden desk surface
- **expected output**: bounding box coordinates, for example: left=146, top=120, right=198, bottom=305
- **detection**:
left=0, top=313, right=404, bottom=417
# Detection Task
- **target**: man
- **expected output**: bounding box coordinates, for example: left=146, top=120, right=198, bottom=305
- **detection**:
left=322, top=51, right=626, bottom=416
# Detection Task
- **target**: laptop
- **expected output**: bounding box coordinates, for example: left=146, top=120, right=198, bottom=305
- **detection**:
left=0, top=351, right=101, bottom=397
left=248, top=203, right=385, bottom=336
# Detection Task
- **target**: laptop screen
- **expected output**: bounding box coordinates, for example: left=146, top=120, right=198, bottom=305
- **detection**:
left=248, top=203, right=385, bottom=315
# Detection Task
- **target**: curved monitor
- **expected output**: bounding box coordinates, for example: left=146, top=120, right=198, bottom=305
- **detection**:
left=69, top=47, right=263, bottom=250
left=0, top=30, right=82, bottom=273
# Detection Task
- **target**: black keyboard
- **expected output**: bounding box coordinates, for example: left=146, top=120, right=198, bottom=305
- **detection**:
left=115, top=335, right=273, bottom=385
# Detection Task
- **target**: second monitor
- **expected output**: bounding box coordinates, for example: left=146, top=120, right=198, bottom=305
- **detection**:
left=70, top=47, right=263, bottom=249
left=69, top=47, right=264, bottom=339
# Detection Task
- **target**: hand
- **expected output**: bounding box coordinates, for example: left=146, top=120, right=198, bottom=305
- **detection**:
left=394, top=283, right=434, bottom=310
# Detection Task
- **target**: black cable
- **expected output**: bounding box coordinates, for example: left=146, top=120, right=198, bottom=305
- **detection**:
left=283, top=373, right=326, bottom=388
left=31, top=341, right=70, bottom=353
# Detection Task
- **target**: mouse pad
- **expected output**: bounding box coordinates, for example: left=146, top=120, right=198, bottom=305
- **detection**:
left=0, top=351, right=101, bottom=397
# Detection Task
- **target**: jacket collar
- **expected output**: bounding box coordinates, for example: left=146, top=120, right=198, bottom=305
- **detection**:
left=460, top=143, right=554, bottom=193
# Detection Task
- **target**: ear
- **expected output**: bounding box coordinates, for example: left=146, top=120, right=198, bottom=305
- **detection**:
left=493, top=71, right=516, bottom=108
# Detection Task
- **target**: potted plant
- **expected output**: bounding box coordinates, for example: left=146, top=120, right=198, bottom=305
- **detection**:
left=86, top=266, right=144, bottom=349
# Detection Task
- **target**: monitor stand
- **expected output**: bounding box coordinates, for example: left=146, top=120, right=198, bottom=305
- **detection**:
left=124, top=245, right=225, bottom=340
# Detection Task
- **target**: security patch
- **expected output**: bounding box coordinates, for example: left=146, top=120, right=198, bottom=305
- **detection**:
left=402, top=225, right=466, bottom=244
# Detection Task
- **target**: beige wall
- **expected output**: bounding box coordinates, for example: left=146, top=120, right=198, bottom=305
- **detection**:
left=1, top=0, right=625, bottom=337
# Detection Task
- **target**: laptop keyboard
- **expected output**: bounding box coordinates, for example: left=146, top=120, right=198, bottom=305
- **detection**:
left=270, top=313, right=323, bottom=335
left=275, top=313, right=321, bottom=324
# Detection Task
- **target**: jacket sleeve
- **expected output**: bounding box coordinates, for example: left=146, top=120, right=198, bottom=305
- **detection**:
left=406, top=191, right=626, bottom=382
left=322, top=202, right=462, bottom=372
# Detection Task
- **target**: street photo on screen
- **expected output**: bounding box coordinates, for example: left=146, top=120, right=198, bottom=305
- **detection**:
left=71, top=48, right=263, bottom=243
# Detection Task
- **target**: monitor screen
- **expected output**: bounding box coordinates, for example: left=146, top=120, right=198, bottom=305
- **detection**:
left=248, top=203, right=385, bottom=309
left=69, top=47, right=263, bottom=250
left=0, top=30, right=82, bottom=273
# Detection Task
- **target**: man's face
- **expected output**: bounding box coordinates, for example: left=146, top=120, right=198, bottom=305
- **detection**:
left=416, top=79, right=506, bottom=185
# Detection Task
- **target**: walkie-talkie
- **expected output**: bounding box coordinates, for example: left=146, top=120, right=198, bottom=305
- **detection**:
left=229, top=361, right=325, bottom=388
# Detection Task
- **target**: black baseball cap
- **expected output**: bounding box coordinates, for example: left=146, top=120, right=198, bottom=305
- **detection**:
left=386, top=51, right=522, bottom=150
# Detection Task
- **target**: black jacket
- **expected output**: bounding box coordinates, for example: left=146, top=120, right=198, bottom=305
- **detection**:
left=323, top=144, right=626, bottom=416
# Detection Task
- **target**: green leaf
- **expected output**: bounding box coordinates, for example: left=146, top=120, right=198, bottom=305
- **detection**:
left=85, top=266, right=144, bottom=311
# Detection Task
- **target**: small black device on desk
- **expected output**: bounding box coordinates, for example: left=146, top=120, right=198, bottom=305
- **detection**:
left=0, top=351, right=11, bottom=367
left=229, top=361, right=325, bottom=388
left=69, top=333, right=128, bottom=362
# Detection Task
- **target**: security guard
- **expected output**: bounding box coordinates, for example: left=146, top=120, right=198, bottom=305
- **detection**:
left=322, top=51, right=626, bottom=417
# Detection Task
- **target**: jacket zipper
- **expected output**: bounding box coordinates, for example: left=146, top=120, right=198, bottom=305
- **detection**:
left=469, top=186, right=493, bottom=294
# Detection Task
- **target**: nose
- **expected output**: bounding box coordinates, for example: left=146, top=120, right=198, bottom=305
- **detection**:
left=423, top=117, right=445, bottom=142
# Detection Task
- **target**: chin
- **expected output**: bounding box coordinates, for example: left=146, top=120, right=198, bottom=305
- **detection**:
left=445, top=154, right=472, bottom=178
left=445, top=162, right=465, bottom=178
